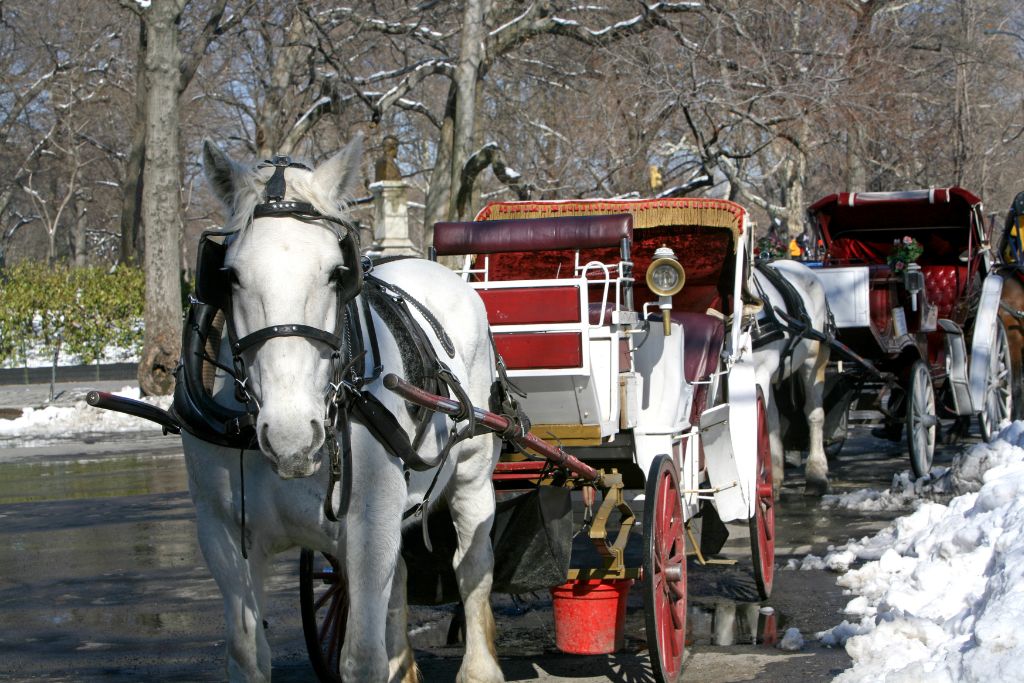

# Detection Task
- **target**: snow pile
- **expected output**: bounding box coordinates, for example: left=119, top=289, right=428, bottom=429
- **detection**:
left=1, top=340, right=139, bottom=370
left=777, top=627, right=805, bottom=651
left=0, top=386, right=172, bottom=439
left=783, top=554, right=827, bottom=571
left=821, top=468, right=954, bottom=512
left=820, top=422, right=1024, bottom=681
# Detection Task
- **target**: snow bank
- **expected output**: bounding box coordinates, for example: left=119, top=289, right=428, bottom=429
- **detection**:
left=820, top=467, right=954, bottom=512
left=820, top=422, right=1024, bottom=682
left=0, top=386, right=172, bottom=440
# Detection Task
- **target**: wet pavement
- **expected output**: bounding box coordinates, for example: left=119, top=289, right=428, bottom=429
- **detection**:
left=0, top=391, right=972, bottom=682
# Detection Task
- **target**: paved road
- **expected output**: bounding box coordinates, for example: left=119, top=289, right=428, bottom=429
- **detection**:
left=0, top=410, right=969, bottom=682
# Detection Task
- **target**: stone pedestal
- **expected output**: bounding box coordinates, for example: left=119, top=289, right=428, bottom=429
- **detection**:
left=370, top=180, right=419, bottom=256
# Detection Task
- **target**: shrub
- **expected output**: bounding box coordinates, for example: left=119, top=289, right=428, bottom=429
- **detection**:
left=0, top=262, right=145, bottom=366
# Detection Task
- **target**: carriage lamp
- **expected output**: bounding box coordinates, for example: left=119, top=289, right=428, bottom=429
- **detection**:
left=646, top=246, right=686, bottom=336
left=904, top=263, right=925, bottom=312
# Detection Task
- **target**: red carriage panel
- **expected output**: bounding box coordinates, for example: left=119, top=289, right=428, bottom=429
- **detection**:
left=478, top=286, right=582, bottom=325
left=493, top=331, right=584, bottom=370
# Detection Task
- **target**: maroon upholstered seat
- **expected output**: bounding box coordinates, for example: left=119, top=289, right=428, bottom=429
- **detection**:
left=665, top=311, right=726, bottom=383
left=922, top=265, right=966, bottom=320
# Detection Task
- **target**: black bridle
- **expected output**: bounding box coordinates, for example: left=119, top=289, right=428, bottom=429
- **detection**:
left=206, top=156, right=365, bottom=413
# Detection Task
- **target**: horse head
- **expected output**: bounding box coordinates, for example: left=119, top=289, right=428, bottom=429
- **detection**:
left=202, top=136, right=363, bottom=478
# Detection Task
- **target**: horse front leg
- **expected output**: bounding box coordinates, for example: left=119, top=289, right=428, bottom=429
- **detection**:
left=386, top=555, right=420, bottom=683
left=193, top=505, right=272, bottom=682
left=801, top=341, right=830, bottom=497
left=341, top=462, right=405, bottom=682
left=763, top=385, right=785, bottom=493
left=447, top=436, right=504, bottom=683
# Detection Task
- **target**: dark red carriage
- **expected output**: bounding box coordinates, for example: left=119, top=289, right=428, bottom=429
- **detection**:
left=808, top=188, right=1011, bottom=475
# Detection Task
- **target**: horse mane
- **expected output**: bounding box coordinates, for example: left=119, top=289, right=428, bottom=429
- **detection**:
left=223, top=161, right=354, bottom=234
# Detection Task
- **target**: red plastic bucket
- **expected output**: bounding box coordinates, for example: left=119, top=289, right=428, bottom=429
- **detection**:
left=549, top=578, right=633, bottom=655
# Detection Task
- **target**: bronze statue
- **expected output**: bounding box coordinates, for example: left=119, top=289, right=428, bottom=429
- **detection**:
left=374, top=135, right=402, bottom=182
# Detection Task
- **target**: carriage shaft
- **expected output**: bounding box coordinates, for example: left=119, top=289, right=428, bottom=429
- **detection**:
left=382, top=373, right=603, bottom=484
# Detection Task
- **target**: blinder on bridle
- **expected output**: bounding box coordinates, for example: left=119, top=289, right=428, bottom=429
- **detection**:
left=173, top=155, right=364, bottom=448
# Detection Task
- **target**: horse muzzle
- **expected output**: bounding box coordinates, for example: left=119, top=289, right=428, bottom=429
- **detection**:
left=256, top=409, right=327, bottom=479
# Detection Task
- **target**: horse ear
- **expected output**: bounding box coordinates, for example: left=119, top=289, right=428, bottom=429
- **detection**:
left=203, top=139, right=239, bottom=207
left=311, top=133, right=364, bottom=206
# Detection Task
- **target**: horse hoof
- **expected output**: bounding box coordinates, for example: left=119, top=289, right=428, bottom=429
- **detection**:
left=803, top=478, right=829, bottom=497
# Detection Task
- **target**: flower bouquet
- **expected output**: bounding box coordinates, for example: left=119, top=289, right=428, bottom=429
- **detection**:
left=755, top=234, right=787, bottom=260
left=887, top=236, right=923, bottom=273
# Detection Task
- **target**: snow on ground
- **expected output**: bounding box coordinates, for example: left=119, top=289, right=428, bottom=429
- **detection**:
left=0, top=386, right=172, bottom=441
left=1, top=342, right=139, bottom=370
left=819, top=467, right=956, bottom=513
left=813, top=421, right=1024, bottom=682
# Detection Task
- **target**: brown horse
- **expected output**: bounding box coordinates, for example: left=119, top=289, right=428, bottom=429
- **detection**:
left=996, top=191, right=1024, bottom=422
left=998, top=268, right=1024, bottom=421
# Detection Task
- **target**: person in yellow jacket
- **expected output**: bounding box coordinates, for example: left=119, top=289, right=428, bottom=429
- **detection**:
left=789, top=237, right=802, bottom=258
left=1003, top=191, right=1024, bottom=264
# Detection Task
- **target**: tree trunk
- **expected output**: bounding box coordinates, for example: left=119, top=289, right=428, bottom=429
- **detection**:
left=953, top=0, right=972, bottom=186
left=257, top=9, right=306, bottom=158
left=424, top=87, right=457, bottom=244
left=783, top=150, right=807, bottom=240
left=70, top=196, right=87, bottom=268
left=846, top=126, right=866, bottom=191
left=120, top=17, right=147, bottom=266
left=446, top=0, right=488, bottom=221
left=138, top=0, right=185, bottom=396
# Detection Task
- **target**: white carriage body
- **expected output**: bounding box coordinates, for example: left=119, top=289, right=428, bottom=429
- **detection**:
left=432, top=199, right=764, bottom=526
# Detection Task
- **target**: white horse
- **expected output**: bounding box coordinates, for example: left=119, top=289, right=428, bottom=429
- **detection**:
left=751, top=259, right=832, bottom=496
left=184, top=137, right=504, bottom=682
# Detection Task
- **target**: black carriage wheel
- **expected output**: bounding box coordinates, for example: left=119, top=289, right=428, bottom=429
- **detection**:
left=906, top=360, right=937, bottom=478
left=643, top=455, right=687, bottom=683
left=749, top=389, right=775, bottom=600
left=299, top=548, right=346, bottom=683
left=979, top=319, right=1013, bottom=442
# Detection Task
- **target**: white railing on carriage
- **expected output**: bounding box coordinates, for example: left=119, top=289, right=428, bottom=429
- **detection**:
left=454, top=253, right=635, bottom=328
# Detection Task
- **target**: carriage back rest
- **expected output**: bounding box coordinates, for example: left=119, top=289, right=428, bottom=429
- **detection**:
left=433, top=214, right=632, bottom=255
left=923, top=265, right=968, bottom=320
left=433, top=215, right=632, bottom=284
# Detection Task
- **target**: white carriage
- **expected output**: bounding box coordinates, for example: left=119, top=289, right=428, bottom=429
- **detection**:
left=425, top=198, right=774, bottom=680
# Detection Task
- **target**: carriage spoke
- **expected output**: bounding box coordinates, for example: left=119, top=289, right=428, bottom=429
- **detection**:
left=313, top=585, right=337, bottom=612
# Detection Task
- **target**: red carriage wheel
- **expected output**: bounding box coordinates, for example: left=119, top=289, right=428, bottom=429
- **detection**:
left=643, top=454, right=687, bottom=683
left=749, top=389, right=775, bottom=600
left=299, top=548, right=346, bottom=683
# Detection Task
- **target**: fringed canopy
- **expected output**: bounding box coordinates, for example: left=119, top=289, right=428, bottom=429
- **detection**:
left=475, top=198, right=745, bottom=252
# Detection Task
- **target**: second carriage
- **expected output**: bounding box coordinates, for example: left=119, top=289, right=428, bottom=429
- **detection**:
left=806, top=187, right=1012, bottom=476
